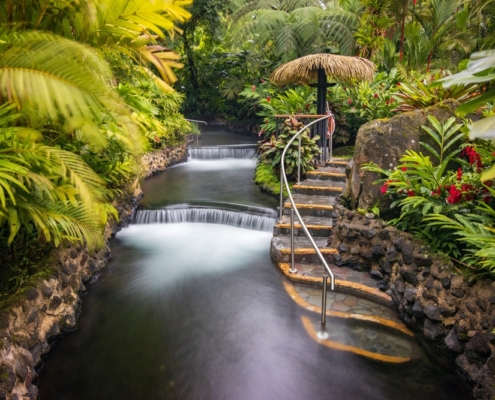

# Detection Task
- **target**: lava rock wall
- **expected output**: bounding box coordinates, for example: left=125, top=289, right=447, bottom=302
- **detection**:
left=331, top=204, right=495, bottom=400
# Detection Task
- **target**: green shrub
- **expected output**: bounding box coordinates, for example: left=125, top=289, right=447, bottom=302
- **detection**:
left=257, top=117, right=320, bottom=180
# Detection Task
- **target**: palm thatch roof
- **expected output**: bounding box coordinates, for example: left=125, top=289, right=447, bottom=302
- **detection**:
left=270, top=54, right=376, bottom=85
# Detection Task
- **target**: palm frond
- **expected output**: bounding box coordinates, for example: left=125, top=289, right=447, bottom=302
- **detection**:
left=0, top=30, right=127, bottom=123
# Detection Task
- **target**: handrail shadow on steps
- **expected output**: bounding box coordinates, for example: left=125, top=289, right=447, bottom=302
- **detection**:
left=278, top=115, right=335, bottom=325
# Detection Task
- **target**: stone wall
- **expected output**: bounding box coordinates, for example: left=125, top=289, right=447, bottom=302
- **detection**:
left=330, top=203, right=495, bottom=400
left=0, top=141, right=188, bottom=399
left=141, top=142, right=188, bottom=178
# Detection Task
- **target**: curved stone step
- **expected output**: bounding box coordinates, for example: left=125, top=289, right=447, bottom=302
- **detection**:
left=293, top=179, right=345, bottom=196
left=276, top=261, right=392, bottom=305
left=326, top=158, right=351, bottom=168
left=301, top=316, right=414, bottom=364
left=283, top=194, right=336, bottom=218
left=271, top=236, right=336, bottom=264
left=274, top=215, right=333, bottom=237
left=283, top=281, right=412, bottom=337
left=306, top=167, right=346, bottom=181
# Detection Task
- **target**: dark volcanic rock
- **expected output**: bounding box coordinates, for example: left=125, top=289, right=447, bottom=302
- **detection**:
left=445, top=329, right=463, bottom=353
left=465, top=333, right=492, bottom=367
left=424, top=304, right=442, bottom=321
left=424, top=319, right=444, bottom=341
left=399, top=267, right=418, bottom=286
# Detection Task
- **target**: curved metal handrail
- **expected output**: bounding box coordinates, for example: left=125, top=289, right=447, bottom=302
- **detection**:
left=279, top=115, right=335, bottom=323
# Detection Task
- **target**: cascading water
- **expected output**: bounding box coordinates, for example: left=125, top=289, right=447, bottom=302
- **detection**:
left=134, top=208, right=276, bottom=231
left=188, top=144, right=256, bottom=160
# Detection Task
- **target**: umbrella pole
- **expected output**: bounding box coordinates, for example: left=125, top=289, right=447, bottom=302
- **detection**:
left=317, top=68, right=327, bottom=165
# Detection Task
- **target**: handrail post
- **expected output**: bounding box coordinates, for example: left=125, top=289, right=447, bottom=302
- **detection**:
left=297, top=136, right=301, bottom=184
left=279, top=170, right=284, bottom=221
left=329, top=130, right=333, bottom=161
left=290, top=208, right=297, bottom=274
left=321, top=273, right=328, bottom=324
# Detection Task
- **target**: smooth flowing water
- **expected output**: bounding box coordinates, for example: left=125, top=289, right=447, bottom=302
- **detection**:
left=38, top=128, right=473, bottom=400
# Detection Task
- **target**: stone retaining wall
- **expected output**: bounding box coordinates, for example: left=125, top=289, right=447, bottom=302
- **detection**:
left=141, top=142, right=188, bottom=178
left=330, top=203, right=495, bottom=400
left=0, top=141, right=188, bottom=399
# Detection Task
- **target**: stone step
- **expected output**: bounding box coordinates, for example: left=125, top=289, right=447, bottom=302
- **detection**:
left=326, top=158, right=351, bottom=168
left=293, top=179, right=345, bottom=196
left=273, top=215, right=333, bottom=237
left=271, top=236, right=336, bottom=264
left=284, top=281, right=412, bottom=337
left=300, top=315, right=414, bottom=364
left=283, top=194, right=336, bottom=218
left=306, top=167, right=346, bottom=181
left=277, top=261, right=392, bottom=306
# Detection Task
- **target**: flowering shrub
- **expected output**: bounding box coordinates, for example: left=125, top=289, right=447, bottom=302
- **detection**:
left=363, top=116, right=495, bottom=266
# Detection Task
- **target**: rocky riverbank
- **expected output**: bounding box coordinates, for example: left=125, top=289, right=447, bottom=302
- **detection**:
left=0, top=142, right=188, bottom=399
left=330, top=203, right=495, bottom=400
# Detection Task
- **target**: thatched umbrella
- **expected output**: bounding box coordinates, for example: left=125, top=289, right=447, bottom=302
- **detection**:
left=270, top=53, right=375, bottom=115
left=270, top=54, right=375, bottom=161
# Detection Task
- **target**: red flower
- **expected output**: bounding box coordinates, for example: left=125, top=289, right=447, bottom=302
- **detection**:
left=446, top=185, right=462, bottom=204
left=347, top=98, right=352, bottom=105
left=484, top=196, right=491, bottom=203
left=305, top=103, right=310, bottom=110
left=401, top=166, right=407, bottom=171
left=374, top=93, right=378, bottom=99
left=380, top=184, right=388, bottom=194
left=397, top=82, right=401, bottom=87
left=462, top=146, right=483, bottom=171
left=407, top=189, right=415, bottom=197
left=266, top=96, right=271, bottom=102
left=461, top=183, right=474, bottom=192
left=457, top=168, right=462, bottom=180
left=251, top=85, right=256, bottom=91
left=431, top=187, right=442, bottom=196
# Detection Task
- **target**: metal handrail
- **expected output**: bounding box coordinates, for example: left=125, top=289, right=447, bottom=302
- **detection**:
left=185, top=119, right=207, bottom=144
left=279, top=115, right=335, bottom=325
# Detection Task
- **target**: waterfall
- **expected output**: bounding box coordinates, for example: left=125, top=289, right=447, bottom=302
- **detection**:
left=134, top=208, right=275, bottom=232
left=188, top=145, right=256, bottom=160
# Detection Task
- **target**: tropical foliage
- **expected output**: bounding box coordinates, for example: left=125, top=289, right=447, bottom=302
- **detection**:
left=0, top=0, right=193, bottom=296
left=257, top=117, right=321, bottom=180
left=363, top=116, right=495, bottom=272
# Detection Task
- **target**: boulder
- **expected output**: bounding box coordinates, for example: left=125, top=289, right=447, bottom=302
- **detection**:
left=346, top=100, right=461, bottom=212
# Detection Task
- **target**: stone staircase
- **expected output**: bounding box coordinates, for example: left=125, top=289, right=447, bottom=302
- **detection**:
left=271, top=158, right=392, bottom=303
left=271, top=158, right=417, bottom=363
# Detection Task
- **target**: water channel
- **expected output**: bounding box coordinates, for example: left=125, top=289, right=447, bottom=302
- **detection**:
left=38, top=127, right=473, bottom=399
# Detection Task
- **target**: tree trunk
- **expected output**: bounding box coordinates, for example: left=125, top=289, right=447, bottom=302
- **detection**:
left=399, top=0, right=409, bottom=61
left=182, top=26, right=200, bottom=97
